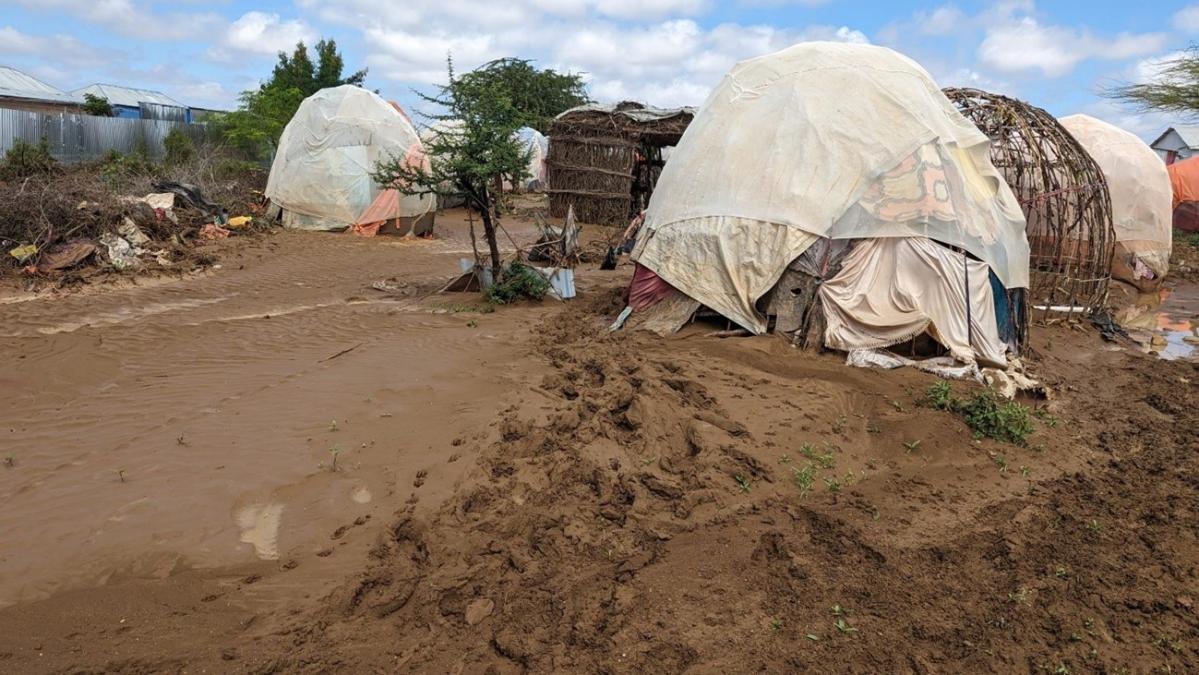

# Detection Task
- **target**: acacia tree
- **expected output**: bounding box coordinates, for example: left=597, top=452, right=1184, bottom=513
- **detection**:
left=1106, top=47, right=1199, bottom=116
left=373, top=60, right=530, bottom=281
left=455, top=58, right=590, bottom=133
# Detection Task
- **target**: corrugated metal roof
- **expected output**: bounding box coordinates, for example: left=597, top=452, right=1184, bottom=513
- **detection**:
left=1152, top=126, right=1199, bottom=150
left=1173, top=126, right=1199, bottom=149
left=71, top=83, right=183, bottom=108
left=0, top=65, right=80, bottom=104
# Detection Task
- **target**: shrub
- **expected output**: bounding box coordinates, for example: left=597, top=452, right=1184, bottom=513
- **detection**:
left=213, top=158, right=261, bottom=180
left=485, top=261, right=549, bottom=304
left=924, top=382, right=1034, bottom=445
left=82, top=93, right=114, bottom=117
left=2, top=137, right=56, bottom=177
left=163, top=127, right=195, bottom=165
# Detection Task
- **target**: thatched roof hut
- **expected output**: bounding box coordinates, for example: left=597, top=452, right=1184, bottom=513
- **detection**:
left=944, top=88, right=1114, bottom=321
left=547, top=102, right=694, bottom=226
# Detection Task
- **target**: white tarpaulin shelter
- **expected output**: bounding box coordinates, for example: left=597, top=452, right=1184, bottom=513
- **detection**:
left=1060, top=114, right=1172, bottom=290
left=628, top=42, right=1031, bottom=365
left=515, top=127, right=548, bottom=190
left=267, top=85, right=434, bottom=232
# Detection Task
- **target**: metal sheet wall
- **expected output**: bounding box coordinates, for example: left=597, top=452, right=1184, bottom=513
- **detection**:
left=0, top=107, right=207, bottom=163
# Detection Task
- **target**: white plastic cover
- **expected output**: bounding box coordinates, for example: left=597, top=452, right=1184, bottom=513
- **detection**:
left=267, top=85, right=434, bottom=231
left=515, top=127, right=548, bottom=189
left=632, top=42, right=1030, bottom=333
left=1059, top=114, right=1173, bottom=289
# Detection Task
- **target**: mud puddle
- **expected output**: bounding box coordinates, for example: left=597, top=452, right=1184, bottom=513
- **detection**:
left=1119, top=282, right=1199, bottom=360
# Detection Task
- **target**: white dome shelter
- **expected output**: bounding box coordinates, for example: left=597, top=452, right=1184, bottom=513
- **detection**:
left=266, top=85, right=435, bottom=235
left=1060, top=114, right=1173, bottom=291
left=626, top=42, right=1032, bottom=366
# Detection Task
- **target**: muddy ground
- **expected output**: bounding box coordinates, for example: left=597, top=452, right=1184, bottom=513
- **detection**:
left=0, top=211, right=1196, bottom=674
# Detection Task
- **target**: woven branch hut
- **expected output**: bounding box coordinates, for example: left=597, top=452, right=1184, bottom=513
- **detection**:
left=944, top=88, right=1114, bottom=320
left=547, top=102, right=694, bottom=226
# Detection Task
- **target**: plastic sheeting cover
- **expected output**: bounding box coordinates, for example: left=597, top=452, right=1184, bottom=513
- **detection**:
left=632, top=42, right=1029, bottom=334
left=266, top=85, right=434, bottom=231
left=1168, top=156, right=1199, bottom=210
left=1060, top=114, right=1172, bottom=289
left=820, top=237, right=1007, bottom=368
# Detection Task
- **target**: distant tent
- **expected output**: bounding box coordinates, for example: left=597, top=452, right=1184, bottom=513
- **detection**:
left=1167, top=156, right=1199, bottom=233
left=266, top=85, right=434, bottom=236
left=1061, top=114, right=1172, bottom=290
left=420, top=122, right=549, bottom=194
left=514, top=127, right=548, bottom=191
left=620, top=42, right=1031, bottom=367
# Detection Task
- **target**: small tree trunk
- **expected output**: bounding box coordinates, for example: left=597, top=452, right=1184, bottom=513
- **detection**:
left=477, top=186, right=503, bottom=282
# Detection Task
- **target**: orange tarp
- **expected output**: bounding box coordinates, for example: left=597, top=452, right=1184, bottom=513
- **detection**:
left=1167, top=156, right=1199, bottom=210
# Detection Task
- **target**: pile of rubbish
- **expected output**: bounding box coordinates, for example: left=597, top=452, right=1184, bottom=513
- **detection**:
left=1, top=168, right=262, bottom=277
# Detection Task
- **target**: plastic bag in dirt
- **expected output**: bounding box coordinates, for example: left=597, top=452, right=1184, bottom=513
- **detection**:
left=99, top=232, right=140, bottom=270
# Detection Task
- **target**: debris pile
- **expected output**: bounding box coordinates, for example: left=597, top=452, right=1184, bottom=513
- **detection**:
left=1, top=163, right=266, bottom=278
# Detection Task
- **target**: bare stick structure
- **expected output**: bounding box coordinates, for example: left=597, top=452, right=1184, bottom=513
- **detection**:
left=944, top=88, right=1115, bottom=322
left=547, top=102, right=693, bottom=226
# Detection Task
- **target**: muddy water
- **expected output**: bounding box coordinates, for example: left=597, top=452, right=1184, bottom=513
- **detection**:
left=1118, top=282, right=1199, bottom=361
left=0, top=215, right=543, bottom=607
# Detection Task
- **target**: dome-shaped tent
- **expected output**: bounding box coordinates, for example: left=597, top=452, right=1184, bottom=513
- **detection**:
left=625, top=42, right=1030, bottom=366
left=266, top=85, right=434, bottom=234
left=515, top=127, right=548, bottom=191
left=944, top=89, right=1114, bottom=318
left=1060, top=114, right=1172, bottom=291
left=1167, top=156, right=1199, bottom=233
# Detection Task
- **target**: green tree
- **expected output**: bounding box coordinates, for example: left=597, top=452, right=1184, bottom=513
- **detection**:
left=373, top=59, right=531, bottom=281
left=1105, top=47, right=1199, bottom=116
left=81, top=93, right=114, bottom=117
left=455, top=58, right=591, bottom=133
left=215, top=39, right=366, bottom=158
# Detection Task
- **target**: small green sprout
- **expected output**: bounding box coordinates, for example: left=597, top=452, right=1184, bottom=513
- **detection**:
left=793, top=465, right=815, bottom=497
left=735, top=474, right=751, bottom=493
left=903, top=439, right=921, bottom=453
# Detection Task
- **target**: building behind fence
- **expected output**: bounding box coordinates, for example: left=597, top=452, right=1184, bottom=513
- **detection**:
left=0, top=106, right=210, bottom=164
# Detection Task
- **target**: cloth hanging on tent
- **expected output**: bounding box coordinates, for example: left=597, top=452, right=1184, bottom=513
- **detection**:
left=820, top=237, right=1007, bottom=367
left=628, top=263, right=678, bottom=309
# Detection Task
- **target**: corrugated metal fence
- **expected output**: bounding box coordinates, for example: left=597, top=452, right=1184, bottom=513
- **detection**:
left=0, top=107, right=209, bottom=163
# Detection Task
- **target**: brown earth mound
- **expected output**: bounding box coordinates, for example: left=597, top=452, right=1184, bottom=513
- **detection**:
left=233, top=294, right=1198, bottom=674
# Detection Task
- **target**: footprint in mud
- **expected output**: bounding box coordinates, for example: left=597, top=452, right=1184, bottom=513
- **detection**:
left=235, top=503, right=284, bottom=560
left=413, top=470, right=428, bottom=488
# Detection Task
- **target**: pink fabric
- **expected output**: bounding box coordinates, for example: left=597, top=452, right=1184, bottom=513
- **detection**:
left=628, top=263, right=677, bottom=309
left=351, top=190, right=401, bottom=237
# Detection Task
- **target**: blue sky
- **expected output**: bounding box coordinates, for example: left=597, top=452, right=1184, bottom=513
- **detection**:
left=1, top=0, right=1196, bottom=138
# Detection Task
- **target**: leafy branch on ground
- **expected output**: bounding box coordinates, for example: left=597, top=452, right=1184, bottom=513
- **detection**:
left=484, top=262, right=549, bottom=304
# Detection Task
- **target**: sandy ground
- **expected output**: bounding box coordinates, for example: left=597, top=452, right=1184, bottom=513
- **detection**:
left=0, top=212, right=1196, bottom=674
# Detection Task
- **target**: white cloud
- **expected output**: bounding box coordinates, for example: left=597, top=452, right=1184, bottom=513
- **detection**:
left=12, top=0, right=221, bottom=41
left=1077, top=100, right=1176, bottom=142
left=215, top=11, right=318, bottom=58
left=1173, top=5, right=1199, bottom=32
left=311, top=0, right=869, bottom=108
left=979, top=17, right=1165, bottom=77
left=0, top=26, right=111, bottom=68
